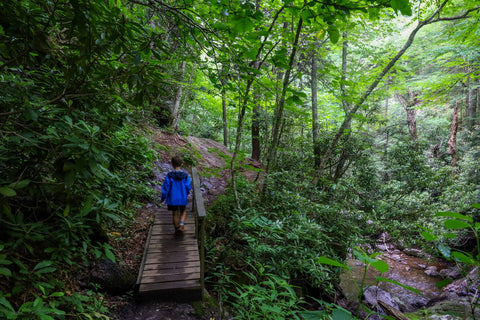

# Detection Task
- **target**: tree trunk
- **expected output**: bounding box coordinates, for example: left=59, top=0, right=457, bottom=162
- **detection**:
left=266, top=16, right=303, bottom=173
left=252, top=60, right=261, bottom=161
left=311, top=43, right=320, bottom=167
left=230, top=4, right=285, bottom=209
left=251, top=0, right=261, bottom=161
left=448, top=101, right=459, bottom=167
left=395, top=89, right=419, bottom=148
left=171, top=61, right=187, bottom=130
left=330, top=32, right=353, bottom=182
left=222, top=88, right=228, bottom=147
left=475, top=83, right=479, bottom=127
left=466, top=76, right=479, bottom=130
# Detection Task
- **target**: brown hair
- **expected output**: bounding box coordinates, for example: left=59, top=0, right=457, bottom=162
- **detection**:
left=171, top=155, right=183, bottom=168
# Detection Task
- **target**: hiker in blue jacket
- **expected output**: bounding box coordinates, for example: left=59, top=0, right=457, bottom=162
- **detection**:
left=160, top=156, right=192, bottom=232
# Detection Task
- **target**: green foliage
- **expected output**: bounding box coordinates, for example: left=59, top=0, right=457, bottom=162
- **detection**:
left=206, top=173, right=358, bottom=316
left=229, top=266, right=302, bottom=320
left=420, top=207, right=480, bottom=315
left=0, top=0, right=162, bottom=317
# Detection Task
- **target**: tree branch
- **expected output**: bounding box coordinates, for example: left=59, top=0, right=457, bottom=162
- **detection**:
left=312, top=0, right=478, bottom=184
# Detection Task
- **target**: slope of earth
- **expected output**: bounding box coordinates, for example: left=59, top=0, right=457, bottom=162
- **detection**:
left=107, top=128, right=255, bottom=320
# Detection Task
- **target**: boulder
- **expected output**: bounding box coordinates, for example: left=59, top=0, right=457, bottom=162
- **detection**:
left=90, top=259, right=136, bottom=294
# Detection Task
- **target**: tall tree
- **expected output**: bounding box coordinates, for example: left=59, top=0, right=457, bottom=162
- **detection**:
left=395, top=89, right=420, bottom=148
left=448, top=101, right=460, bottom=167
left=312, top=0, right=480, bottom=184
left=311, top=40, right=321, bottom=167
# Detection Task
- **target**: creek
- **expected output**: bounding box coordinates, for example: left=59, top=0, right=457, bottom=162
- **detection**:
left=338, top=235, right=479, bottom=319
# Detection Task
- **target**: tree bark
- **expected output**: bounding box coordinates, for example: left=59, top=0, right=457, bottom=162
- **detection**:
left=466, top=76, right=479, bottom=130
left=222, top=88, right=228, bottom=147
left=252, top=60, right=261, bottom=161
left=171, top=61, right=187, bottom=130
left=395, top=89, right=419, bottom=148
left=266, top=16, right=303, bottom=173
left=311, top=40, right=320, bottom=167
left=251, top=0, right=262, bottom=161
left=448, top=101, right=459, bottom=167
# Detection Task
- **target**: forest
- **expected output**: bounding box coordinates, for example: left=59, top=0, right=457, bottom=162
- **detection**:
left=0, top=0, right=479, bottom=319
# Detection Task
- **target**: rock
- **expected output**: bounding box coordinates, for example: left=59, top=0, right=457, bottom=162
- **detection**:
left=376, top=243, right=395, bottom=251
left=426, top=297, right=479, bottom=319
left=90, top=259, right=136, bottom=294
left=363, top=286, right=400, bottom=310
left=426, top=315, right=462, bottom=320
left=425, top=266, right=440, bottom=277
left=403, top=248, right=427, bottom=258
left=439, top=267, right=462, bottom=280
left=377, top=232, right=392, bottom=243
left=393, top=291, right=429, bottom=312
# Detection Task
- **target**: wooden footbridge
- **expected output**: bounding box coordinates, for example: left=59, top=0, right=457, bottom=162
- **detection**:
left=136, top=168, right=206, bottom=301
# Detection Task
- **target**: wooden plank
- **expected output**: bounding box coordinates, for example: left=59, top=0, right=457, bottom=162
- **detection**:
left=139, top=279, right=201, bottom=292
left=145, top=254, right=200, bottom=264
left=141, top=272, right=200, bottom=284
left=149, top=235, right=196, bottom=242
left=135, top=224, right=153, bottom=287
left=142, top=260, right=200, bottom=271
left=146, top=245, right=199, bottom=253
left=150, top=228, right=196, bottom=235
left=154, top=213, right=195, bottom=222
left=141, top=266, right=200, bottom=277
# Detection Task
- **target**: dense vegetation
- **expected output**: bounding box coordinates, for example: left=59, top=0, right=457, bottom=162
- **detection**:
left=1, top=0, right=479, bottom=319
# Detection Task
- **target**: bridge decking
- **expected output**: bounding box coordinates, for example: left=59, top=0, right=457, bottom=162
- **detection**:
left=136, top=207, right=202, bottom=300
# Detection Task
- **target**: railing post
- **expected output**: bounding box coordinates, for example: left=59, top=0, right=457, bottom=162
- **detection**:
left=191, top=167, right=206, bottom=299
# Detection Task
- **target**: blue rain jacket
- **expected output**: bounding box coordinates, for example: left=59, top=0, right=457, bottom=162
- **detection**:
left=161, top=170, right=192, bottom=206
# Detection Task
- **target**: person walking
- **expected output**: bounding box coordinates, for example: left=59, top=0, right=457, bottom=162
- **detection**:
left=160, top=156, right=192, bottom=232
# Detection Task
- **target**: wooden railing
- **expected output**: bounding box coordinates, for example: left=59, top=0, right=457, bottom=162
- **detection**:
left=191, top=167, right=206, bottom=297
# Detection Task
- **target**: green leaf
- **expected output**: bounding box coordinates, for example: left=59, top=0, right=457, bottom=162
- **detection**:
left=317, top=256, right=348, bottom=269
left=0, top=187, right=16, bottom=197
left=444, top=219, right=470, bottom=230
left=438, top=244, right=451, bottom=258
left=471, top=203, right=480, bottom=209
left=49, top=292, right=65, bottom=298
left=371, top=260, right=389, bottom=273
left=444, top=233, right=457, bottom=239
left=25, top=108, right=38, bottom=121
left=390, top=0, right=408, bottom=10
left=104, top=246, right=116, bottom=263
left=298, top=310, right=329, bottom=320
left=63, top=204, right=70, bottom=217
left=9, top=180, right=31, bottom=189
left=327, top=24, right=340, bottom=44
left=451, top=251, right=475, bottom=265
left=0, top=267, right=12, bottom=277
left=0, top=296, right=15, bottom=313
left=33, top=261, right=56, bottom=274
left=436, top=212, right=473, bottom=223
left=435, top=278, right=453, bottom=290
left=332, top=307, right=354, bottom=320
left=421, top=231, right=437, bottom=241
left=368, top=7, right=380, bottom=20
left=376, top=277, right=422, bottom=295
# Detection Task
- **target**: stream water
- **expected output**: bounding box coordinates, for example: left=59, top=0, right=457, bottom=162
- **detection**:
left=340, top=249, right=448, bottom=303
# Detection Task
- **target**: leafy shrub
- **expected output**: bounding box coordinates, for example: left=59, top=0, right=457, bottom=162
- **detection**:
left=206, top=174, right=357, bottom=317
